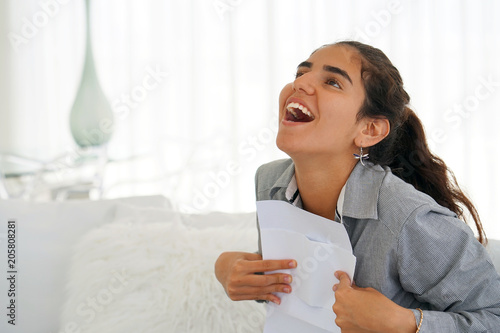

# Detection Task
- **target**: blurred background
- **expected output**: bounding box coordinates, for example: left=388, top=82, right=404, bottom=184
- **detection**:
left=0, top=0, right=499, bottom=238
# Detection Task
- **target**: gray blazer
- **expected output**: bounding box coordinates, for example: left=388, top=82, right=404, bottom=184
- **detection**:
left=255, top=158, right=500, bottom=332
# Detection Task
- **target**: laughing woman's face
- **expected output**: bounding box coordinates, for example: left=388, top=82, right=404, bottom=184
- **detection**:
left=276, top=45, right=368, bottom=162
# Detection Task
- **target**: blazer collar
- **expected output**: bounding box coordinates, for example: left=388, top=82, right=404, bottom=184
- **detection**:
left=269, top=161, right=386, bottom=220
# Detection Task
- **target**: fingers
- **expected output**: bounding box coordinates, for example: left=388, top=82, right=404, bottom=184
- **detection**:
left=225, top=264, right=294, bottom=302
left=241, top=252, right=263, bottom=261
left=218, top=252, right=297, bottom=304
left=333, top=271, right=352, bottom=291
left=244, top=258, right=297, bottom=274
left=251, top=272, right=293, bottom=286
left=235, top=291, right=283, bottom=305
left=229, top=272, right=292, bottom=292
left=336, top=271, right=352, bottom=286
left=226, top=273, right=293, bottom=304
left=229, top=282, right=292, bottom=303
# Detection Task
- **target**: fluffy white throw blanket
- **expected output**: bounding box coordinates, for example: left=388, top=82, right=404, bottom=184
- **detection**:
left=59, top=219, right=265, bottom=333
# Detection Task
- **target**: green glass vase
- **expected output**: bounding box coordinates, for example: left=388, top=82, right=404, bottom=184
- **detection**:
left=69, top=0, right=113, bottom=148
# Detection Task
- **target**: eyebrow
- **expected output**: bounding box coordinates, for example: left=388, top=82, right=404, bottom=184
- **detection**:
left=297, top=61, right=353, bottom=85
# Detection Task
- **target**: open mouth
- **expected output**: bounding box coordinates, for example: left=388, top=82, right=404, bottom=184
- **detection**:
left=285, top=102, right=315, bottom=122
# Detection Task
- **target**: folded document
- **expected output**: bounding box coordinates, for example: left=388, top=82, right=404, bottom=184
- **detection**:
left=256, top=200, right=356, bottom=333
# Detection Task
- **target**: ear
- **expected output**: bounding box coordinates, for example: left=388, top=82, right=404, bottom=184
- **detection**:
left=354, top=118, right=390, bottom=148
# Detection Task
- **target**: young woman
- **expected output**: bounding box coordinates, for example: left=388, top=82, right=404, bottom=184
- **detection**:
left=215, top=41, right=500, bottom=332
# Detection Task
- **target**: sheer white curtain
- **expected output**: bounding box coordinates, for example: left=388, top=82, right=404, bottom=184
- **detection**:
left=1, top=0, right=499, bottom=237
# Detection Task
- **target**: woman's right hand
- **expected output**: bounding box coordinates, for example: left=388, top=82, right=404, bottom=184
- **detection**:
left=214, top=251, right=297, bottom=305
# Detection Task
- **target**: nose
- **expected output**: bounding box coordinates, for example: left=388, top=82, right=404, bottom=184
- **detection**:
left=292, top=73, right=315, bottom=95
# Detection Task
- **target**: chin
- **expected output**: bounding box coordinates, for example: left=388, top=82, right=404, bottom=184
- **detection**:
left=276, top=133, right=303, bottom=158
left=276, top=133, right=291, bottom=155
left=275, top=134, right=286, bottom=153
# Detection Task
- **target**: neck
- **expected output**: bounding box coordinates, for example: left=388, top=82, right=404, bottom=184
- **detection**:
left=293, top=155, right=357, bottom=220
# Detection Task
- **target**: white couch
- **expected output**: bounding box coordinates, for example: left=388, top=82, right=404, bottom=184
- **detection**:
left=0, top=196, right=498, bottom=333
left=0, top=196, right=265, bottom=333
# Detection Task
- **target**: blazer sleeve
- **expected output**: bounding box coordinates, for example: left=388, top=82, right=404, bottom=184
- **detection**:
left=397, top=205, right=500, bottom=332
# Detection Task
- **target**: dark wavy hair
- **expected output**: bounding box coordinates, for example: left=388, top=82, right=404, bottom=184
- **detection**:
left=333, top=41, right=486, bottom=244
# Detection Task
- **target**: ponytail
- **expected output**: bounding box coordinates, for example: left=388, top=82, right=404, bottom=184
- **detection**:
left=333, top=41, right=487, bottom=245
left=389, top=109, right=486, bottom=244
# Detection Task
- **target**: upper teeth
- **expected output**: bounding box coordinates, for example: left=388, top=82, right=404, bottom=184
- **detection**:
left=286, top=102, right=314, bottom=118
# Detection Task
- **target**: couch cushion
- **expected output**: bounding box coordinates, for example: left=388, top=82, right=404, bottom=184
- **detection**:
left=59, top=212, right=265, bottom=333
left=0, top=196, right=170, bottom=333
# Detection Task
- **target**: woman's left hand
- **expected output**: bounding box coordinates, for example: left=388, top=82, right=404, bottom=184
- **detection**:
left=332, top=271, right=416, bottom=333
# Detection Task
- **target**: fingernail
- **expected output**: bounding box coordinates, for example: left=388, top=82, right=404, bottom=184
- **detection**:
left=333, top=285, right=338, bottom=292
left=283, top=287, right=291, bottom=293
left=272, top=298, right=281, bottom=305
left=284, top=275, right=291, bottom=283
left=334, top=272, right=339, bottom=279
left=289, top=260, right=297, bottom=268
